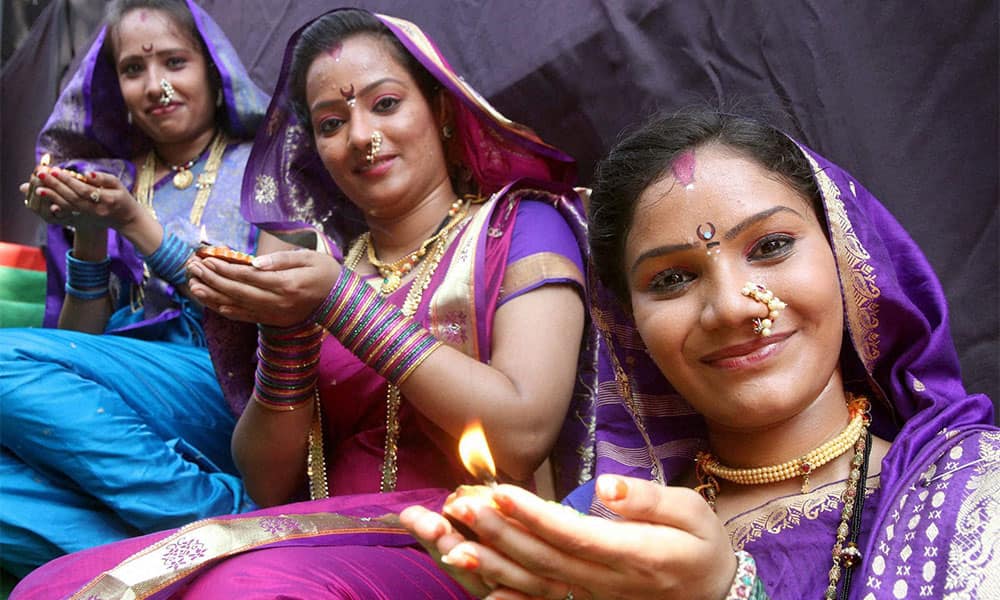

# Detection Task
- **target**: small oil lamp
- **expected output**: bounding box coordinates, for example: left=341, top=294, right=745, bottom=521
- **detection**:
left=444, top=421, right=500, bottom=536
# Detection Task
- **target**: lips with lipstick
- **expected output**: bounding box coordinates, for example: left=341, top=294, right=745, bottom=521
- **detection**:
left=700, top=331, right=792, bottom=369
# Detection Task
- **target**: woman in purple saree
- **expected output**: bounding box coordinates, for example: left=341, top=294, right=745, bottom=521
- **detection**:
left=403, top=110, right=999, bottom=599
left=11, top=8, right=596, bottom=599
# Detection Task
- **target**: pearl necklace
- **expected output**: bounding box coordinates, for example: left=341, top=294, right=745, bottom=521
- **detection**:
left=696, top=396, right=868, bottom=493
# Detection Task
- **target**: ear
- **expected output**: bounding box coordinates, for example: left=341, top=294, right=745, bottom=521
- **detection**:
left=434, top=88, right=452, bottom=132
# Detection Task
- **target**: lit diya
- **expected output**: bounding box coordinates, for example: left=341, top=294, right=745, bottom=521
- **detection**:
left=195, top=224, right=255, bottom=265
left=443, top=421, right=501, bottom=537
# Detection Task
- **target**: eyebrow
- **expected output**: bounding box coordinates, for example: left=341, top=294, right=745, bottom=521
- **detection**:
left=310, top=77, right=405, bottom=113
left=629, top=205, right=805, bottom=274
left=116, top=47, right=190, bottom=67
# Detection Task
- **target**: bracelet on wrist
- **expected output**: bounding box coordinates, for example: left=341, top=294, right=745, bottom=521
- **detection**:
left=726, top=550, right=769, bottom=600
left=311, top=268, right=441, bottom=386
left=65, top=250, right=111, bottom=300
left=142, top=233, right=193, bottom=288
left=252, top=324, right=324, bottom=411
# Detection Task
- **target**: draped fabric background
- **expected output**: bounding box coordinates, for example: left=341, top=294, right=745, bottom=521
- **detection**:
left=1, top=0, right=996, bottom=407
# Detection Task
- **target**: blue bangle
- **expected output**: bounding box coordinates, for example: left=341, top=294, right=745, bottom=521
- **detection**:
left=65, top=282, right=109, bottom=300
left=143, top=233, right=193, bottom=288
left=65, top=250, right=111, bottom=289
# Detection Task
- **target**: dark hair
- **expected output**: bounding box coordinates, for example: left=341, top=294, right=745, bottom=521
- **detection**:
left=102, top=0, right=223, bottom=126
left=288, top=9, right=441, bottom=133
left=105, top=0, right=207, bottom=62
left=589, top=108, right=823, bottom=305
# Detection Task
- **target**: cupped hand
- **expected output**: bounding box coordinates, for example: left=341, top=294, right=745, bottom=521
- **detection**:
left=187, top=249, right=342, bottom=327
left=410, top=477, right=737, bottom=600
left=22, top=167, right=139, bottom=230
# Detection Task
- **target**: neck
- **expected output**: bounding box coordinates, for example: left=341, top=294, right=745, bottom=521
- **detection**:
left=706, top=374, right=852, bottom=470
left=366, top=181, right=459, bottom=262
left=154, top=126, right=216, bottom=167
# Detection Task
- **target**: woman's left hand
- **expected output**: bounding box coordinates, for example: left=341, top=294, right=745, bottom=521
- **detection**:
left=402, top=476, right=737, bottom=600
left=187, top=249, right=342, bottom=327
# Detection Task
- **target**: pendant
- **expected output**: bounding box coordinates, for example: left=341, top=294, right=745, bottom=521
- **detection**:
left=172, top=169, right=194, bottom=190
left=380, top=272, right=402, bottom=295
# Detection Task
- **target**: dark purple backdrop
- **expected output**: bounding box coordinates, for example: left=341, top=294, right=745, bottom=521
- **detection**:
left=1, top=0, right=996, bottom=407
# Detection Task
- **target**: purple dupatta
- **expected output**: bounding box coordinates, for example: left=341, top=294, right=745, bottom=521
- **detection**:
left=589, top=141, right=996, bottom=598
left=36, top=0, right=267, bottom=329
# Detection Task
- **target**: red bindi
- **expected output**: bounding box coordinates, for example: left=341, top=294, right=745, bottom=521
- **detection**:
left=672, top=150, right=696, bottom=187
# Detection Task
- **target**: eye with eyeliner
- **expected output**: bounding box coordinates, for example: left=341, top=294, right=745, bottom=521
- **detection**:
left=372, top=95, right=400, bottom=113
left=747, top=233, right=796, bottom=262
left=647, top=268, right=697, bottom=295
left=316, top=115, right=345, bottom=136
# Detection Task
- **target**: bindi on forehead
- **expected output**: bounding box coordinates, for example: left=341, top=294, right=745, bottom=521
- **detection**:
left=327, top=42, right=344, bottom=61
left=671, top=150, right=696, bottom=189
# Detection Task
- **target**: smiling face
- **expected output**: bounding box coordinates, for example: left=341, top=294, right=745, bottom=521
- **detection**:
left=304, top=34, right=451, bottom=218
left=113, top=8, right=216, bottom=146
left=623, top=143, right=844, bottom=430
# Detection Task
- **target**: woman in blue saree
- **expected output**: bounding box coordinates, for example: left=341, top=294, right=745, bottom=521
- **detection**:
left=0, top=0, right=267, bottom=576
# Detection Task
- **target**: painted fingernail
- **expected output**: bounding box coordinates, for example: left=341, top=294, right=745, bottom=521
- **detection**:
left=444, top=502, right=475, bottom=526
left=441, top=544, right=479, bottom=570
left=597, top=475, right=628, bottom=502
left=38, top=190, right=47, bottom=197
left=492, top=492, right=514, bottom=514
left=51, top=168, right=59, bottom=178
left=38, top=172, right=46, bottom=180
left=89, top=172, right=97, bottom=179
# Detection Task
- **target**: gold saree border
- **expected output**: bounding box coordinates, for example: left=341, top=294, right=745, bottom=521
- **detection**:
left=726, top=474, right=881, bottom=551
left=497, top=252, right=584, bottom=303
left=803, top=152, right=882, bottom=370
left=71, top=512, right=408, bottom=599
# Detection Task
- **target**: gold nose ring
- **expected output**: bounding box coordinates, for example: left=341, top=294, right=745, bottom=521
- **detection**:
left=366, top=131, right=383, bottom=165
left=741, top=282, right=786, bottom=337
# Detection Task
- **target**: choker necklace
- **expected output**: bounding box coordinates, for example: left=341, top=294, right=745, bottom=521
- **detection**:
left=695, top=396, right=871, bottom=600
left=364, top=198, right=469, bottom=294
left=696, top=396, right=868, bottom=495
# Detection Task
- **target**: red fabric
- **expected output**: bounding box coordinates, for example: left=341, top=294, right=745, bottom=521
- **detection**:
left=0, top=242, right=46, bottom=272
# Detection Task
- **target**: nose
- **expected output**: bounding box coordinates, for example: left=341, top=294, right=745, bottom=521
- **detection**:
left=346, top=113, right=376, bottom=155
left=143, top=69, right=164, bottom=102
left=698, top=263, right=769, bottom=334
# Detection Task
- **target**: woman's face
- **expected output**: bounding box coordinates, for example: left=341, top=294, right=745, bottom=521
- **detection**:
left=304, top=34, right=450, bottom=218
left=623, top=144, right=844, bottom=430
left=114, top=9, right=216, bottom=146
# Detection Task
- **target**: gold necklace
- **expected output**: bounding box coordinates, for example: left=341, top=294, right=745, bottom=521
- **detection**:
left=314, top=204, right=469, bottom=493
left=695, top=396, right=871, bottom=600
left=696, top=396, right=868, bottom=493
left=135, top=130, right=227, bottom=226
left=364, top=198, right=468, bottom=294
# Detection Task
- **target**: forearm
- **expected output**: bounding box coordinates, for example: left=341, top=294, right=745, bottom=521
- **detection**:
left=312, top=270, right=583, bottom=482
left=232, top=323, right=324, bottom=505
left=232, top=401, right=313, bottom=506
left=57, top=227, right=113, bottom=332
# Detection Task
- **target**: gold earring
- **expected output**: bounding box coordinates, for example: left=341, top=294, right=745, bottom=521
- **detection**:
left=442, top=124, right=454, bottom=140
left=741, top=282, right=786, bottom=337
left=366, top=131, right=383, bottom=165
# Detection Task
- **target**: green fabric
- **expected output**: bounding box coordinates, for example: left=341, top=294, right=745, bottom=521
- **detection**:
left=0, top=265, right=46, bottom=328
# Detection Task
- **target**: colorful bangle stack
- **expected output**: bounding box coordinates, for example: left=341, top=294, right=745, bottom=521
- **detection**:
left=726, top=550, right=769, bottom=600
left=65, top=250, right=110, bottom=300
left=312, top=268, right=442, bottom=385
left=252, top=323, right=324, bottom=411
left=142, top=233, right=193, bottom=288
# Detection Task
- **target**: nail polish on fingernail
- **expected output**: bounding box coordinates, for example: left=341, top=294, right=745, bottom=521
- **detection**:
left=492, top=492, right=514, bottom=513
left=441, top=546, right=479, bottom=570
left=89, top=172, right=97, bottom=179
left=38, top=190, right=46, bottom=197
left=445, top=502, right=475, bottom=526
left=38, top=173, right=46, bottom=180
left=597, top=475, right=628, bottom=502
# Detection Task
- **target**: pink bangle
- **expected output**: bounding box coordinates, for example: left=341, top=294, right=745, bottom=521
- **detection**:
left=251, top=323, right=324, bottom=411
left=311, top=268, right=441, bottom=385
left=726, top=550, right=765, bottom=600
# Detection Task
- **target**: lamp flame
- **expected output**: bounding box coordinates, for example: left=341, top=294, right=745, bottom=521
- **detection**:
left=458, top=420, right=496, bottom=484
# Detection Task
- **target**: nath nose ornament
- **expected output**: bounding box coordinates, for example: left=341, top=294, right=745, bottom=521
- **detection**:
left=366, top=131, right=383, bottom=165
left=158, top=79, right=175, bottom=106
left=741, top=282, right=786, bottom=337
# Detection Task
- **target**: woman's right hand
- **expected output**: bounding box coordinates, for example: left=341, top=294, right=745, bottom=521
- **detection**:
left=187, top=248, right=342, bottom=327
left=21, top=166, right=141, bottom=233
left=403, top=476, right=738, bottom=600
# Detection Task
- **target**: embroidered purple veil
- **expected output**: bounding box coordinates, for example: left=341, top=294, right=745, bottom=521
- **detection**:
left=35, top=0, right=268, bottom=326
left=589, top=131, right=995, bottom=589
left=208, top=8, right=596, bottom=497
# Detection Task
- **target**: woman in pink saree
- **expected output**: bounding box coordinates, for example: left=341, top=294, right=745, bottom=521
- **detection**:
left=11, top=8, right=597, bottom=599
